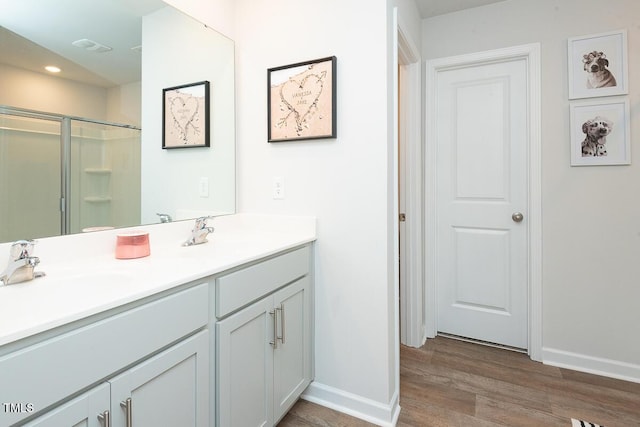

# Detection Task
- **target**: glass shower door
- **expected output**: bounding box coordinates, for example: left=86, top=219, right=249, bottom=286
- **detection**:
left=0, top=112, right=62, bottom=242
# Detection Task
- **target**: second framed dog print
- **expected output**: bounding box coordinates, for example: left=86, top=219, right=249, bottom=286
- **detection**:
left=569, top=98, right=630, bottom=166
left=568, top=29, right=628, bottom=99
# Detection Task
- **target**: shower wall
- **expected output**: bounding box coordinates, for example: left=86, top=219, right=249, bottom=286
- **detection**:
left=69, top=121, right=141, bottom=234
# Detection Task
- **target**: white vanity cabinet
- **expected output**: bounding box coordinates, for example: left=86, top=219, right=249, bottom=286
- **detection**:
left=23, top=331, right=208, bottom=427
left=21, top=384, right=110, bottom=427
left=108, top=330, right=209, bottom=427
left=0, top=283, right=210, bottom=427
left=0, top=223, right=316, bottom=427
left=215, top=246, right=313, bottom=427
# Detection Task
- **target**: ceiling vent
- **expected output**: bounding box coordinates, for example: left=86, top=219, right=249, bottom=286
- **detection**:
left=72, top=38, right=112, bottom=53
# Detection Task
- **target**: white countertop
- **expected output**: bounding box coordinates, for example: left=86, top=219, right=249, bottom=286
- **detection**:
left=0, top=214, right=316, bottom=347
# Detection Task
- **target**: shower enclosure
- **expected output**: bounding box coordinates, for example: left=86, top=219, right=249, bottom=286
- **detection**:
left=0, top=106, right=141, bottom=242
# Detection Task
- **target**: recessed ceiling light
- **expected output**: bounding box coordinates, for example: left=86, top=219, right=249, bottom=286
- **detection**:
left=45, top=66, right=61, bottom=73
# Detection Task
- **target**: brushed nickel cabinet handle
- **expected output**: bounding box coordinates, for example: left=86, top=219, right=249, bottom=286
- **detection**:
left=279, top=303, right=285, bottom=344
left=120, top=398, right=132, bottom=427
left=269, top=310, right=278, bottom=348
left=97, top=410, right=110, bottom=427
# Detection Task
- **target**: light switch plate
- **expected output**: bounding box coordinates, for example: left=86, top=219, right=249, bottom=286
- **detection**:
left=273, top=177, right=284, bottom=199
left=199, top=177, right=209, bottom=198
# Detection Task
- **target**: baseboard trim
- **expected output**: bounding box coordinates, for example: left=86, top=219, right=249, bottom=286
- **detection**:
left=301, top=382, right=400, bottom=427
left=542, top=347, right=640, bottom=384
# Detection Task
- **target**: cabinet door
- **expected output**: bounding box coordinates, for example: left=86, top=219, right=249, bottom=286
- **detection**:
left=272, top=277, right=312, bottom=423
left=217, top=297, right=274, bottom=427
left=23, top=383, right=110, bottom=427
left=109, top=330, right=209, bottom=427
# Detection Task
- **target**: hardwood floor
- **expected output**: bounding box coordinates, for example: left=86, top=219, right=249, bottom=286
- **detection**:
left=278, top=336, right=640, bottom=426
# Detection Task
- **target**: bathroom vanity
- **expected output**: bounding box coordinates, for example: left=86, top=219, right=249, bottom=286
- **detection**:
left=0, top=214, right=315, bottom=427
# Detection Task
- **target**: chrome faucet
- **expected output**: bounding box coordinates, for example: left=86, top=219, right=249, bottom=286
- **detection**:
left=157, top=213, right=173, bottom=223
left=183, top=216, right=215, bottom=246
left=0, top=240, right=45, bottom=286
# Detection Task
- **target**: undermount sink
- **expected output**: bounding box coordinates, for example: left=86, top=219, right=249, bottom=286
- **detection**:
left=47, top=271, right=134, bottom=290
left=0, top=270, right=137, bottom=331
left=15, top=271, right=136, bottom=304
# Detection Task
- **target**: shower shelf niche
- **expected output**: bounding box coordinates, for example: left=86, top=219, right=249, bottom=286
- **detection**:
left=84, top=168, right=112, bottom=174
left=84, top=196, right=112, bottom=203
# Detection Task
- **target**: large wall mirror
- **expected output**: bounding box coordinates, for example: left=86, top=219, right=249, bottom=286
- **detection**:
left=0, top=0, right=235, bottom=244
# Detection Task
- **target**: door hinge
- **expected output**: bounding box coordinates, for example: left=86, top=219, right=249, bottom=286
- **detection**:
left=399, top=213, right=406, bottom=222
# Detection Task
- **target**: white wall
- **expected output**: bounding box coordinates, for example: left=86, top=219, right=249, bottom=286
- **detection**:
left=0, top=63, right=141, bottom=126
left=0, top=64, right=108, bottom=119
left=140, top=6, right=235, bottom=224
left=106, top=81, right=141, bottom=126
left=162, top=0, right=235, bottom=40
left=423, top=0, right=640, bottom=380
left=233, top=0, right=397, bottom=421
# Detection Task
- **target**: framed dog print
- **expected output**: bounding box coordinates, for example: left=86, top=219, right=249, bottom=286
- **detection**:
left=568, top=29, right=628, bottom=99
left=570, top=98, right=630, bottom=166
left=162, top=81, right=210, bottom=149
left=268, top=56, right=336, bottom=142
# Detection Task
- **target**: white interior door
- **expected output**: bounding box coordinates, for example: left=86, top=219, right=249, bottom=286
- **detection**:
left=435, top=57, right=529, bottom=349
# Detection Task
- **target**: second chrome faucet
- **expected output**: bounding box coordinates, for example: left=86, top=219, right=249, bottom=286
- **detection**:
left=183, top=216, right=215, bottom=246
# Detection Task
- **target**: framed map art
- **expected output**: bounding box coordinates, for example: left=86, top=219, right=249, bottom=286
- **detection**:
left=268, top=56, right=336, bottom=142
left=163, top=80, right=210, bottom=149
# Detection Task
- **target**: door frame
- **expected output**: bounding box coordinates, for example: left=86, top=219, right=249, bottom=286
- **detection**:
left=424, top=44, right=542, bottom=360
left=398, top=20, right=424, bottom=348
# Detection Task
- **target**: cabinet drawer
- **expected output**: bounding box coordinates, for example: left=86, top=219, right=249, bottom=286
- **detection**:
left=0, top=283, right=208, bottom=427
left=216, top=246, right=309, bottom=318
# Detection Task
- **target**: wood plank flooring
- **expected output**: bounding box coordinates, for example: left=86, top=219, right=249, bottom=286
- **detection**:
left=278, top=336, right=640, bottom=426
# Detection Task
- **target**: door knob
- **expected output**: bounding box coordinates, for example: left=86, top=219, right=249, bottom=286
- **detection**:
left=512, top=212, right=524, bottom=223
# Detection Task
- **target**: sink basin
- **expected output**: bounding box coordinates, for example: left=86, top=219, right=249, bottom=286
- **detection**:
left=0, top=270, right=137, bottom=332
left=49, top=271, right=133, bottom=290
left=25, top=271, right=135, bottom=304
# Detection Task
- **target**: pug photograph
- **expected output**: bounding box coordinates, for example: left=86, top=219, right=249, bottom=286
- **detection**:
left=568, top=30, right=627, bottom=100
left=582, top=50, right=617, bottom=89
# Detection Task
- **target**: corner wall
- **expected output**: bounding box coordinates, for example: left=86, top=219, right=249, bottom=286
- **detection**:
left=233, top=0, right=405, bottom=424
left=422, top=0, right=640, bottom=381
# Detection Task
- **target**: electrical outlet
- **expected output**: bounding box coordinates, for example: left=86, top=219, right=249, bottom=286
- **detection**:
left=199, top=177, right=209, bottom=198
left=273, top=177, right=285, bottom=199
